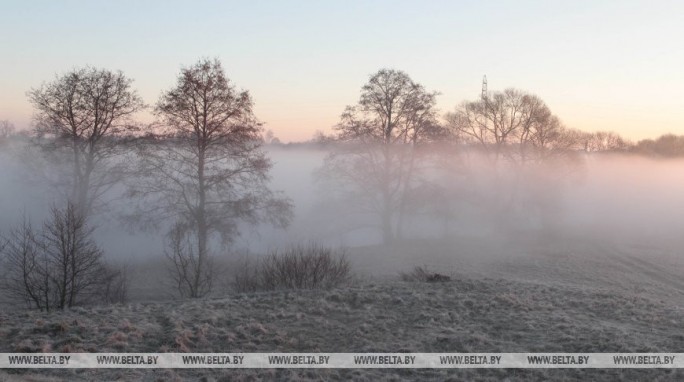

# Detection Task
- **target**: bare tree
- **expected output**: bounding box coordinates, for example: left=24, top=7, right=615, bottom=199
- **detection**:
left=0, top=120, right=15, bottom=140
left=1, top=218, right=48, bottom=310
left=1, top=203, right=117, bottom=311
left=319, top=69, right=442, bottom=244
left=44, top=203, right=107, bottom=308
left=28, top=67, right=145, bottom=217
left=581, top=131, right=631, bottom=153
left=446, top=88, right=582, bottom=165
left=446, top=88, right=584, bottom=233
left=127, top=59, right=292, bottom=298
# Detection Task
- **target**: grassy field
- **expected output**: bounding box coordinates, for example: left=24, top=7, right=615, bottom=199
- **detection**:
left=2, top=236, right=684, bottom=381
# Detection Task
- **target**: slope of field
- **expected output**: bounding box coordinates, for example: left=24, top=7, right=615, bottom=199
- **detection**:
left=348, top=235, right=684, bottom=304
left=2, top=273, right=684, bottom=381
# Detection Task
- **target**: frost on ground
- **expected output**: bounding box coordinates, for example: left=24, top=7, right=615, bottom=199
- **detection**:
left=3, top=236, right=684, bottom=381
left=3, top=274, right=684, bottom=380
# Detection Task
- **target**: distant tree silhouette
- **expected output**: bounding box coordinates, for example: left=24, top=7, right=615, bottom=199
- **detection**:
left=263, top=129, right=281, bottom=145
left=634, top=134, right=684, bottom=157
left=580, top=131, right=631, bottom=153
left=0, top=120, right=15, bottom=140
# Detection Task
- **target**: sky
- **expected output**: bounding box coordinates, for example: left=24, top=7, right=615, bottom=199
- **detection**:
left=0, top=0, right=682, bottom=142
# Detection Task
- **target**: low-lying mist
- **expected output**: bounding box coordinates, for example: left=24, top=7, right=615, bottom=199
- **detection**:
left=2, top=139, right=684, bottom=281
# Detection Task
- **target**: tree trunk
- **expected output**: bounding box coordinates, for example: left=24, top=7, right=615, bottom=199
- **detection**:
left=395, top=144, right=416, bottom=240
left=381, top=143, right=394, bottom=245
left=195, top=144, right=207, bottom=298
left=71, top=136, right=82, bottom=210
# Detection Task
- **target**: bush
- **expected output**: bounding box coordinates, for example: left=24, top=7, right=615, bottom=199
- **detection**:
left=0, top=203, right=127, bottom=310
left=399, top=265, right=451, bottom=283
left=233, top=243, right=351, bottom=293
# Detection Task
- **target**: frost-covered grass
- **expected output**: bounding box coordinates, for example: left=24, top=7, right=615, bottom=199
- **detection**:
left=3, top=236, right=684, bottom=380
left=3, top=276, right=684, bottom=381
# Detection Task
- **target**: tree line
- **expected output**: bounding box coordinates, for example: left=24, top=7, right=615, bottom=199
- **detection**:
left=0, top=60, right=681, bottom=308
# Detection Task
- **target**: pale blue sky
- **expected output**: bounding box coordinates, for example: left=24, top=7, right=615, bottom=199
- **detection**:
left=1, top=0, right=682, bottom=141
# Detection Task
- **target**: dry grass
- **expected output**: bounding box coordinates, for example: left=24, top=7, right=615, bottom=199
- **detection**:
left=4, top=238, right=684, bottom=380
left=2, top=277, right=684, bottom=380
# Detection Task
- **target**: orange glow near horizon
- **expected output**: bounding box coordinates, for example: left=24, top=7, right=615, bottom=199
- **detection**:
left=3, top=95, right=681, bottom=144
left=1, top=1, right=682, bottom=143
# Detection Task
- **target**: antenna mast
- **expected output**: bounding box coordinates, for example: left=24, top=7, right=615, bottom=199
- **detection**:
left=481, top=75, right=488, bottom=101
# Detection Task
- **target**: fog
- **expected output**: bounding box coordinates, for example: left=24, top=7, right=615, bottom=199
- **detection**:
left=1, top=138, right=684, bottom=297
left=564, top=155, right=684, bottom=247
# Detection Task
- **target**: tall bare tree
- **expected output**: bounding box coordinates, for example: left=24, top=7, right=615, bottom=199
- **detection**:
left=127, top=59, right=292, bottom=298
left=320, top=69, right=442, bottom=244
left=28, top=67, right=145, bottom=217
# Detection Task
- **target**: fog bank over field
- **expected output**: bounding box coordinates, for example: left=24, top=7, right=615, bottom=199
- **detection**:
left=564, top=155, right=684, bottom=247
left=2, top=141, right=684, bottom=266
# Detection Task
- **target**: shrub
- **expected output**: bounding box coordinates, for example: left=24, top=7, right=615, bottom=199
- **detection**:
left=0, top=203, right=127, bottom=310
left=233, top=243, right=351, bottom=293
left=399, top=265, right=451, bottom=282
